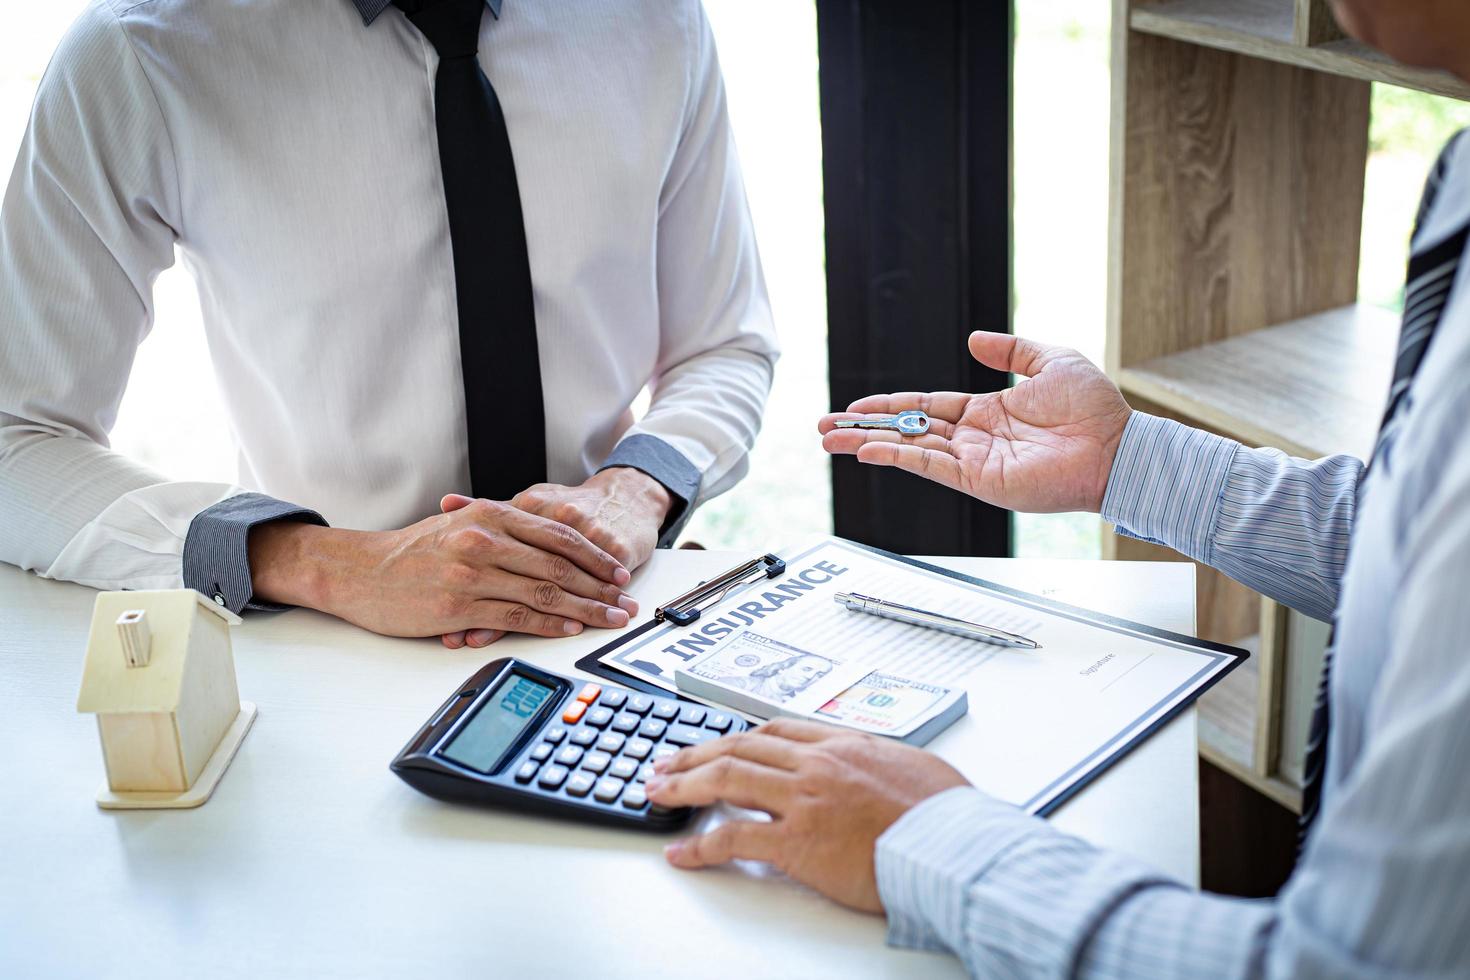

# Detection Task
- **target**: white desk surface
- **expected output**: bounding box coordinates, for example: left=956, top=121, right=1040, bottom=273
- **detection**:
left=0, top=553, right=1198, bottom=979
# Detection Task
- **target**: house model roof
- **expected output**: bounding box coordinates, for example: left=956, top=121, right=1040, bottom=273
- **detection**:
left=76, top=590, right=241, bottom=714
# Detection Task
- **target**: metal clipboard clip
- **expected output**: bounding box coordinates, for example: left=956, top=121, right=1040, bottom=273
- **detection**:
left=655, top=553, right=787, bottom=626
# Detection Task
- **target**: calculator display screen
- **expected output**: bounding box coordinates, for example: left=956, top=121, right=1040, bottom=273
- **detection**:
left=440, top=674, right=555, bottom=773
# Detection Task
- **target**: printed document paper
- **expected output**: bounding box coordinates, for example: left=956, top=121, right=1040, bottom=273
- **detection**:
left=599, top=537, right=1241, bottom=815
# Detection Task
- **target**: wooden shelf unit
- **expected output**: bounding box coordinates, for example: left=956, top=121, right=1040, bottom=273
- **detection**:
left=1130, top=0, right=1470, bottom=101
left=1118, top=303, right=1397, bottom=461
left=1106, top=0, right=1468, bottom=811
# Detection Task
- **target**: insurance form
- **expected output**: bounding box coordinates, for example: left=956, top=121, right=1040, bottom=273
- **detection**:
left=597, top=537, right=1243, bottom=815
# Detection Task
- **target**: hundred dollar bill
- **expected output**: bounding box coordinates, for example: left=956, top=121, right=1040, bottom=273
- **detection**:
left=675, top=632, right=968, bottom=745
left=816, top=673, right=951, bottom=735
left=683, top=632, right=840, bottom=706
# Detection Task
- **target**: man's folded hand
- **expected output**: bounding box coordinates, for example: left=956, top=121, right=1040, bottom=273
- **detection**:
left=433, top=468, right=671, bottom=649
left=249, top=497, right=638, bottom=648
left=507, top=467, right=672, bottom=572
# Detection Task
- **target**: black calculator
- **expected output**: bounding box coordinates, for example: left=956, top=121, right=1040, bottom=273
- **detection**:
left=390, top=658, right=747, bottom=831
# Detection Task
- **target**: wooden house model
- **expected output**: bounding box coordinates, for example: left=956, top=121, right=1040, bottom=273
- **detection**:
left=76, top=589, right=256, bottom=809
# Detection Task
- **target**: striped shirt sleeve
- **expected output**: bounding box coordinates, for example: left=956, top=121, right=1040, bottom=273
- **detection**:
left=875, top=788, right=1275, bottom=978
left=1101, top=413, right=1361, bottom=623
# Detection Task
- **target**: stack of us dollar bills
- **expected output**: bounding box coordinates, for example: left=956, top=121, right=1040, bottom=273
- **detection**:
left=673, top=632, right=967, bottom=746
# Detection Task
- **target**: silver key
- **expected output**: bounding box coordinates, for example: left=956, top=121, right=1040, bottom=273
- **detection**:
left=834, top=410, right=930, bottom=436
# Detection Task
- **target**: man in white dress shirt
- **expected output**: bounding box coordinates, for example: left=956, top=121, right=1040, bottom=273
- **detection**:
left=647, top=2, right=1470, bottom=976
left=0, top=0, right=777, bottom=647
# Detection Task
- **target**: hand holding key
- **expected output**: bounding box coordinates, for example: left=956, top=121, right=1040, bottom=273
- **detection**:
left=818, top=332, right=1133, bottom=514
left=832, top=410, right=931, bottom=436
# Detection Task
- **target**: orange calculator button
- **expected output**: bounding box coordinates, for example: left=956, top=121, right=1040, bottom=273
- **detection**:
left=562, top=700, right=588, bottom=724
left=576, top=683, right=602, bottom=704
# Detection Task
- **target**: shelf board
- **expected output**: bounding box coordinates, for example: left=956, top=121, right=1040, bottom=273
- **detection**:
left=1131, top=0, right=1470, bottom=101
left=1198, top=635, right=1259, bottom=768
left=1201, top=743, right=1303, bottom=813
left=1197, top=635, right=1304, bottom=812
left=1116, top=303, right=1398, bottom=460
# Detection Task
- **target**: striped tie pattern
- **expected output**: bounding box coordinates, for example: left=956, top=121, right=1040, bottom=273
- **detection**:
left=1299, top=133, right=1468, bottom=843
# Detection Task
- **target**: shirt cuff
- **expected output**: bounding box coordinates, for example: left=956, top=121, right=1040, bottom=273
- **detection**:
left=1100, top=412, right=1239, bottom=564
left=875, top=786, right=1046, bottom=954
left=182, top=492, right=328, bottom=614
left=598, top=434, right=702, bottom=547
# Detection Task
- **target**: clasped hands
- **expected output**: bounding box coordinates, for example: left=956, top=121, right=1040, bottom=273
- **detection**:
left=435, top=468, right=672, bottom=649
left=249, top=466, right=671, bottom=648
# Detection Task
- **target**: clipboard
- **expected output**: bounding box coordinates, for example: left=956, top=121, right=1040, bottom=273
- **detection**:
left=577, top=538, right=1247, bottom=817
left=575, top=552, right=787, bottom=698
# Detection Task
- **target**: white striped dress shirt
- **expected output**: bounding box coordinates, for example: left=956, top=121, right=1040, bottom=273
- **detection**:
left=874, top=140, right=1470, bottom=977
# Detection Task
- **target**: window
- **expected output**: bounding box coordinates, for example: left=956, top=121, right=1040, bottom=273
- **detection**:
left=1012, top=2, right=1111, bottom=559
left=680, top=0, right=830, bottom=548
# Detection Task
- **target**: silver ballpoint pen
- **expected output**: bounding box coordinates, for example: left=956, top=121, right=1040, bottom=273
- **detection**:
left=834, top=592, right=1042, bottom=649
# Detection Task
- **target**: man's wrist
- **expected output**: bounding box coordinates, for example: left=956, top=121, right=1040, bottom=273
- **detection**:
left=1092, top=408, right=1134, bottom=513
left=248, top=521, right=374, bottom=612
left=597, top=434, right=701, bottom=545
left=591, top=466, right=673, bottom=524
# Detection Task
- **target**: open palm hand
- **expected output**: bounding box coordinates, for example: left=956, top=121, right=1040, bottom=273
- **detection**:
left=819, top=332, right=1132, bottom=514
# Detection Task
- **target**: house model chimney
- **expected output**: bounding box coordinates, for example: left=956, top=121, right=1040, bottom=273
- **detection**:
left=116, top=610, right=151, bottom=668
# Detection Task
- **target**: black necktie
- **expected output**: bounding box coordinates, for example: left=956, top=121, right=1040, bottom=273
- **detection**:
left=396, top=0, right=545, bottom=499
left=1299, top=132, right=1468, bottom=842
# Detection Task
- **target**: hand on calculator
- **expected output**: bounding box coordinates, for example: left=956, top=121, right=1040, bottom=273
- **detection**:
left=646, top=718, right=969, bottom=913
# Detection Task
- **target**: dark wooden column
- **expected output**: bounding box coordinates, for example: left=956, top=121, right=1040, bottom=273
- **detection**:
left=816, top=0, right=1014, bottom=557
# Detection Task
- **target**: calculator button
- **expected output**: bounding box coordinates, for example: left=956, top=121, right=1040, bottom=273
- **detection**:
left=621, top=785, right=648, bottom=810
left=565, top=772, right=596, bottom=797
left=609, top=757, right=639, bottom=781
left=598, top=690, right=627, bottom=709
left=652, top=746, right=678, bottom=761
left=576, top=683, right=602, bottom=704
left=586, top=706, right=615, bottom=728
left=623, top=737, right=653, bottom=760
left=581, top=751, right=611, bottom=774
left=637, top=718, right=667, bottom=740
left=514, top=761, right=539, bottom=783
left=627, top=694, right=655, bottom=715
left=666, top=724, right=717, bottom=747
left=542, top=725, right=567, bottom=744
left=561, top=701, right=587, bottom=724
left=554, top=745, right=584, bottom=767
left=705, top=713, right=734, bottom=733
left=678, top=705, right=707, bottom=725
left=610, top=712, right=640, bottom=734
left=570, top=727, right=598, bottom=747
left=596, top=732, right=626, bottom=754
left=637, top=763, right=656, bottom=782
left=537, top=765, right=569, bottom=789
left=650, top=700, right=679, bottom=721
left=593, top=778, right=624, bottom=803
left=530, top=743, right=554, bottom=762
